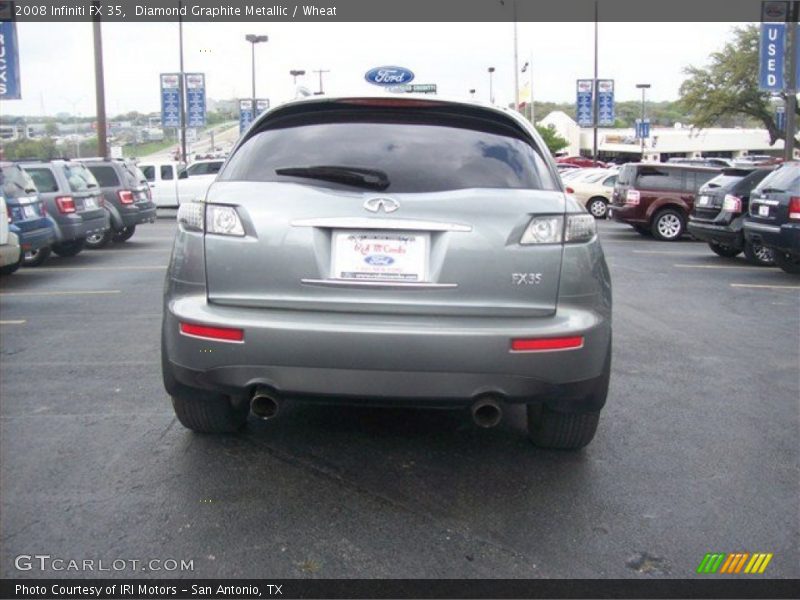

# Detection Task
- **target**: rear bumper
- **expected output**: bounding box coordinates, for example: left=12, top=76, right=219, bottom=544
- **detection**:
left=0, top=234, right=21, bottom=268
left=120, top=204, right=157, bottom=228
left=163, top=295, right=612, bottom=412
left=611, top=203, right=647, bottom=226
left=744, top=220, right=800, bottom=257
left=55, top=214, right=110, bottom=242
left=687, top=218, right=743, bottom=248
left=18, top=226, right=56, bottom=252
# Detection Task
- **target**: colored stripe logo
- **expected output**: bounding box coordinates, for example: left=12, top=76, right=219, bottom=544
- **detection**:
left=697, top=553, right=773, bottom=574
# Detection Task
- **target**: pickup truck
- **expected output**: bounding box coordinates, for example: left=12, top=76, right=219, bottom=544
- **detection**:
left=137, top=161, right=216, bottom=208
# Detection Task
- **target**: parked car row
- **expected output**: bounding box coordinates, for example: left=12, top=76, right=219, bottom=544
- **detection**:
left=0, top=158, right=157, bottom=272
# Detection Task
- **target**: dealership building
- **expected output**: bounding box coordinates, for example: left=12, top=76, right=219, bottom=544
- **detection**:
left=539, top=111, right=800, bottom=163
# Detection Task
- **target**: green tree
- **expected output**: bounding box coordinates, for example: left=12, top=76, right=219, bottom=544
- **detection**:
left=679, top=24, right=797, bottom=144
left=535, top=124, right=569, bottom=154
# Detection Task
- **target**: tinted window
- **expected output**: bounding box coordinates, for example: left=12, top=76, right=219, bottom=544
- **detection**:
left=224, top=122, right=557, bottom=193
left=1, top=164, right=37, bottom=198
left=755, top=164, right=800, bottom=193
left=703, top=173, right=746, bottom=191
left=64, top=164, right=99, bottom=192
left=25, top=167, right=59, bottom=193
left=140, top=165, right=155, bottom=182
left=186, top=161, right=222, bottom=176
left=87, top=165, right=120, bottom=187
left=120, top=161, right=147, bottom=187
left=635, top=167, right=683, bottom=191
left=616, top=165, right=635, bottom=186
left=692, top=170, right=719, bottom=191
left=161, top=165, right=174, bottom=180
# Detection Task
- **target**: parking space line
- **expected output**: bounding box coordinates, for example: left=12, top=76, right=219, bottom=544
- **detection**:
left=0, top=320, right=26, bottom=325
left=19, top=266, right=167, bottom=272
left=0, top=290, right=122, bottom=297
left=730, top=283, right=800, bottom=290
left=633, top=250, right=708, bottom=255
left=673, top=264, right=766, bottom=270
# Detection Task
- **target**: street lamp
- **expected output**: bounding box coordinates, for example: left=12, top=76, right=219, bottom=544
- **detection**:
left=488, top=67, right=496, bottom=104
left=245, top=34, right=268, bottom=120
left=469, top=88, right=476, bottom=98
left=290, top=69, right=306, bottom=85
left=636, top=83, right=651, bottom=158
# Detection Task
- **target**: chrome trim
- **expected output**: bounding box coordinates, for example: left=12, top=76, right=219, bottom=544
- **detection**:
left=300, top=278, right=457, bottom=289
left=752, top=198, right=780, bottom=206
left=290, top=217, right=472, bottom=232
left=363, top=197, right=399, bottom=213
left=744, top=221, right=781, bottom=233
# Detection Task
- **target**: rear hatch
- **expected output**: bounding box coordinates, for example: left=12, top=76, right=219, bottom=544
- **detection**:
left=204, top=99, right=565, bottom=317
left=748, top=164, right=800, bottom=224
left=692, top=169, right=764, bottom=221
left=612, top=164, right=636, bottom=206
left=120, top=161, right=153, bottom=205
left=63, top=163, right=105, bottom=217
left=0, top=164, right=49, bottom=232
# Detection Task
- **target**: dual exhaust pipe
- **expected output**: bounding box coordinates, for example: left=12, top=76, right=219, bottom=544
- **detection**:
left=250, top=388, right=504, bottom=428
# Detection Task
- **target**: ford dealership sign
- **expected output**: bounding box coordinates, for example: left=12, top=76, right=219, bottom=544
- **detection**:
left=365, top=66, right=415, bottom=86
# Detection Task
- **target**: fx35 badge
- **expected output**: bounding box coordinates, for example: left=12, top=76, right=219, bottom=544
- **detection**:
left=512, top=273, right=543, bottom=285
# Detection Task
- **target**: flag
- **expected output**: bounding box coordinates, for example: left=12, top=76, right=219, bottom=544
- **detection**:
left=521, top=61, right=529, bottom=73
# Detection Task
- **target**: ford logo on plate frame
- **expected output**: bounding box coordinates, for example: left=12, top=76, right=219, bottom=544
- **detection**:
left=365, top=66, right=415, bottom=86
left=364, top=255, right=395, bottom=266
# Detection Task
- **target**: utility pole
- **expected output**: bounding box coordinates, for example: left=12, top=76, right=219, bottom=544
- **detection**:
left=313, top=69, right=330, bottom=95
left=178, top=2, right=187, bottom=164
left=92, top=1, right=108, bottom=159
left=488, top=67, right=496, bottom=104
left=513, top=0, right=519, bottom=112
left=784, top=0, right=798, bottom=161
left=592, top=0, right=599, bottom=162
left=636, top=83, right=651, bottom=159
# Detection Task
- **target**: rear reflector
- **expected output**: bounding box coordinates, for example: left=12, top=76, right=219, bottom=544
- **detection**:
left=180, top=322, right=244, bottom=342
left=511, top=336, right=584, bottom=352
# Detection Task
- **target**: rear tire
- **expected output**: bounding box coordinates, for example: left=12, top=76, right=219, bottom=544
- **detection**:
left=113, top=226, right=136, bottom=243
left=85, top=230, right=113, bottom=249
left=52, top=238, right=86, bottom=257
left=743, top=241, right=776, bottom=266
left=652, top=209, right=685, bottom=241
left=587, top=197, right=609, bottom=219
left=708, top=241, right=741, bottom=258
left=527, top=405, right=600, bottom=450
left=23, top=246, right=51, bottom=267
left=774, top=251, right=800, bottom=274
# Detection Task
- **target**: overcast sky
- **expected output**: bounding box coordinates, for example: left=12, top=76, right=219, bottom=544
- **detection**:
left=4, top=21, right=744, bottom=117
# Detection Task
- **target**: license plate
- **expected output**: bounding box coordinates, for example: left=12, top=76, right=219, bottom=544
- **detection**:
left=697, top=195, right=710, bottom=207
left=22, top=205, right=37, bottom=218
left=758, top=205, right=769, bottom=217
left=83, top=197, right=97, bottom=209
left=332, top=230, right=429, bottom=282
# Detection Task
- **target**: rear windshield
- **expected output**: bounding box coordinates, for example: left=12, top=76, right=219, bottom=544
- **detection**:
left=87, top=165, right=120, bottom=187
left=705, top=169, right=770, bottom=191
left=24, top=167, right=59, bottom=193
left=222, top=121, right=558, bottom=193
left=1, top=164, right=37, bottom=198
left=754, top=164, right=800, bottom=194
left=64, top=164, right=99, bottom=192
left=121, top=161, right=148, bottom=187
left=616, top=165, right=635, bottom=186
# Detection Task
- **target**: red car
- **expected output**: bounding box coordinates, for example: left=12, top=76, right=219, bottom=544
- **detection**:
left=557, top=156, right=608, bottom=168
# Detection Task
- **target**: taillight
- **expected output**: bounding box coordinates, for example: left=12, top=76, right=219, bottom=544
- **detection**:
left=565, top=186, right=575, bottom=194
left=722, top=194, right=742, bottom=213
left=180, top=322, right=244, bottom=342
left=55, top=196, right=76, bottom=214
left=118, top=190, right=135, bottom=204
left=789, top=197, right=800, bottom=220
left=625, top=189, right=641, bottom=205
left=511, top=336, right=585, bottom=352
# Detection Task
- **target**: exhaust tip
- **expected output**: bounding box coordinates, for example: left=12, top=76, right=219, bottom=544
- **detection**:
left=251, top=389, right=279, bottom=420
left=471, top=397, right=503, bottom=428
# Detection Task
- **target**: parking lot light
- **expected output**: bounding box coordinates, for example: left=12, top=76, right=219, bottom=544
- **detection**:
left=245, top=34, right=269, bottom=120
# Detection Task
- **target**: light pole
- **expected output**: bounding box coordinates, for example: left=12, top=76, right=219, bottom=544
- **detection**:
left=636, top=83, right=651, bottom=158
left=313, top=69, right=330, bottom=95
left=469, top=88, right=476, bottom=99
left=488, top=67, right=496, bottom=104
left=290, top=69, right=306, bottom=85
left=245, top=34, right=268, bottom=122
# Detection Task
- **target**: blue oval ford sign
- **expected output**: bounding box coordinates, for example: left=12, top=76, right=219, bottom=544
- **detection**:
left=365, top=66, right=415, bottom=86
left=364, top=255, right=395, bottom=266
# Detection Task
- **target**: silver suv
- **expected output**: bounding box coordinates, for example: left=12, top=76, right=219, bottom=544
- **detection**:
left=162, top=96, right=612, bottom=449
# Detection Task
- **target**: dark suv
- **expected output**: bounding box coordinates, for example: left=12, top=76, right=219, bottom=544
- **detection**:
left=744, top=162, right=800, bottom=274
left=0, top=162, right=56, bottom=266
left=20, top=160, right=109, bottom=259
left=687, top=167, right=775, bottom=265
left=611, top=163, right=721, bottom=241
left=81, top=159, right=156, bottom=248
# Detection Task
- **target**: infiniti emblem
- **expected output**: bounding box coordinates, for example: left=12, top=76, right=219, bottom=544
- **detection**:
left=363, top=197, right=399, bottom=213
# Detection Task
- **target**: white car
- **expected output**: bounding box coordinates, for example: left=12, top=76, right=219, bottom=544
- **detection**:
left=0, top=195, right=22, bottom=275
left=137, top=161, right=218, bottom=208
left=564, top=170, right=618, bottom=219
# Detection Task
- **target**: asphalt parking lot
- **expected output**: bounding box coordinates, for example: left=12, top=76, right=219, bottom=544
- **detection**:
left=1, top=217, right=798, bottom=579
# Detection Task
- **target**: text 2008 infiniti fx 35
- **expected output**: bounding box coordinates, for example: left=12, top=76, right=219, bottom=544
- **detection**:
left=161, top=96, right=612, bottom=449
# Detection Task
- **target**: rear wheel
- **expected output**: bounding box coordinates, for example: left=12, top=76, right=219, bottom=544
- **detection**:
left=113, top=226, right=136, bottom=243
left=652, top=209, right=685, bottom=241
left=743, top=241, right=776, bottom=267
left=85, top=230, right=113, bottom=249
left=773, top=251, right=800, bottom=274
left=52, top=238, right=86, bottom=257
left=527, top=405, right=601, bottom=450
left=23, top=246, right=51, bottom=267
left=587, top=197, right=609, bottom=219
left=708, top=241, right=741, bottom=258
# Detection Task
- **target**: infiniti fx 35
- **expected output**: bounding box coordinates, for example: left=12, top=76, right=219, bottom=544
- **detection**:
left=162, top=96, right=612, bottom=449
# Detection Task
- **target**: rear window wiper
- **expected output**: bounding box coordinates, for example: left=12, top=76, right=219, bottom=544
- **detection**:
left=758, top=187, right=785, bottom=194
left=275, top=165, right=390, bottom=191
